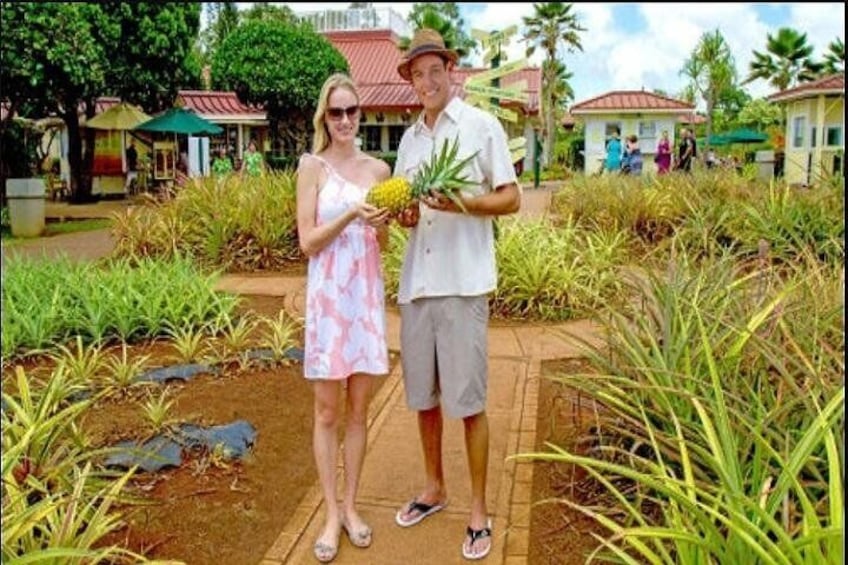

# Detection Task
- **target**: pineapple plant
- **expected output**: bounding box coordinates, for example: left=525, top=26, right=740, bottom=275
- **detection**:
left=366, top=136, right=478, bottom=213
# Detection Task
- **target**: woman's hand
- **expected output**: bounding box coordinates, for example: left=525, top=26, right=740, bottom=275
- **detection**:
left=351, top=202, right=390, bottom=227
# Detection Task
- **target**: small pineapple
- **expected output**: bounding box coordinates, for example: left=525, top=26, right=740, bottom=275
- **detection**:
left=366, top=137, right=478, bottom=213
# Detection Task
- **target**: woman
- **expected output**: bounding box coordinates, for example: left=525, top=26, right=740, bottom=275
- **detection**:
left=211, top=146, right=234, bottom=177
left=624, top=134, right=642, bottom=175
left=295, top=73, right=390, bottom=563
left=240, top=140, right=264, bottom=178
left=655, top=130, right=672, bottom=174
left=604, top=128, right=623, bottom=173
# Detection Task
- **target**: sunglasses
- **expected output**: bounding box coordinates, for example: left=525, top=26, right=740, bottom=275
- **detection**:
left=326, top=105, right=360, bottom=121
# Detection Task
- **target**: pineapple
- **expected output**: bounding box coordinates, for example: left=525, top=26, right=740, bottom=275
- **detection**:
left=366, top=136, right=478, bottom=214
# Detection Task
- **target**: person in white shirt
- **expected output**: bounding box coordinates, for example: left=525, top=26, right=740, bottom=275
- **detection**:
left=391, top=27, right=521, bottom=561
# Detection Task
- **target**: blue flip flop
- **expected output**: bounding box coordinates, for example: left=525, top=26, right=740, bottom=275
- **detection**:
left=395, top=498, right=448, bottom=527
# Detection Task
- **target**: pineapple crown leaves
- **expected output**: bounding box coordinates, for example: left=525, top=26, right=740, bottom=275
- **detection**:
left=411, top=137, right=479, bottom=212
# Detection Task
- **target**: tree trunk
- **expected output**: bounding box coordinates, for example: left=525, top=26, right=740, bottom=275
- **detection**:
left=65, top=98, right=99, bottom=203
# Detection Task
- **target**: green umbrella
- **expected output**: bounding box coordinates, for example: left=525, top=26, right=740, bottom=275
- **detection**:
left=701, top=133, right=731, bottom=146
left=721, top=127, right=768, bottom=144
left=134, top=107, right=223, bottom=135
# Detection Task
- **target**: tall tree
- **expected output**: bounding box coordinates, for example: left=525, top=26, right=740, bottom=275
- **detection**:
left=199, top=2, right=240, bottom=67
left=103, top=3, right=203, bottom=112
left=1, top=2, right=116, bottom=201
left=212, top=19, right=348, bottom=156
left=403, top=3, right=476, bottom=61
left=241, top=3, right=297, bottom=25
left=0, top=2, right=201, bottom=200
left=522, top=2, right=585, bottom=165
left=681, top=29, right=736, bottom=149
left=821, top=37, right=845, bottom=74
left=744, top=27, right=821, bottom=91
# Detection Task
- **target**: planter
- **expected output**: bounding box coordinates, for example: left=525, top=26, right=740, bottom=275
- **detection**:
left=5, top=178, right=46, bottom=237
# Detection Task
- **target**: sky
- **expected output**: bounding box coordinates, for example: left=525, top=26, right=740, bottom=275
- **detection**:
left=242, top=3, right=844, bottom=105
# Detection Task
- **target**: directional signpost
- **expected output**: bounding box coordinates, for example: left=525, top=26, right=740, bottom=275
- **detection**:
left=465, top=25, right=530, bottom=167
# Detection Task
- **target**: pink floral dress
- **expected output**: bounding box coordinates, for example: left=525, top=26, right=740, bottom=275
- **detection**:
left=302, top=155, right=388, bottom=380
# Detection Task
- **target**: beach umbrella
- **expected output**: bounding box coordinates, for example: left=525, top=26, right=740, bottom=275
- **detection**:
left=722, top=127, right=768, bottom=144
left=85, top=102, right=152, bottom=130
left=134, top=107, right=223, bottom=135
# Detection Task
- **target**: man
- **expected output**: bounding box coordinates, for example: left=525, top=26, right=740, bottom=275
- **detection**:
left=124, top=140, right=138, bottom=193
left=676, top=127, right=696, bottom=172
left=392, top=28, right=521, bottom=561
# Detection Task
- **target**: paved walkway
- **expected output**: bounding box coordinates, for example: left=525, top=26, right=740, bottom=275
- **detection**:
left=217, top=185, right=603, bottom=564
left=4, top=183, right=602, bottom=564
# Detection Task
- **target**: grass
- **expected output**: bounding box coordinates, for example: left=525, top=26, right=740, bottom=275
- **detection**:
left=1, top=218, right=112, bottom=242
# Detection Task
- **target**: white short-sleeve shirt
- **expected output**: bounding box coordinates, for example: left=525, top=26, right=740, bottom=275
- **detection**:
left=394, top=97, right=519, bottom=304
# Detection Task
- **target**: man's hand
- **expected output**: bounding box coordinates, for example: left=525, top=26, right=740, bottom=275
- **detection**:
left=396, top=201, right=420, bottom=228
left=420, top=190, right=465, bottom=213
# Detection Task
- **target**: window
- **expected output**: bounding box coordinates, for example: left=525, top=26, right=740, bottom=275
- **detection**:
left=811, top=126, right=817, bottom=148
left=792, top=116, right=806, bottom=148
left=638, top=121, right=656, bottom=139
left=388, top=126, right=405, bottom=151
left=826, top=125, right=843, bottom=147
left=361, top=126, right=381, bottom=152
left=604, top=122, right=622, bottom=137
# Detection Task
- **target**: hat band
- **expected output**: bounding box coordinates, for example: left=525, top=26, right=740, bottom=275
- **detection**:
left=405, top=42, right=449, bottom=60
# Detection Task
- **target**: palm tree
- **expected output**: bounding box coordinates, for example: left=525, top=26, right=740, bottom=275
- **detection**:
left=744, top=27, right=821, bottom=90
left=399, top=5, right=473, bottom=61
left=681, top=29, right=736, bottom=151
left=822, top=37, right=845, bottom=74
left=522, top=2, right=585, bottom=166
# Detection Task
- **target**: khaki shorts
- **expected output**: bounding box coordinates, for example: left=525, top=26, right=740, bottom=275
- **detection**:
left=399, top=295, right=488, bottom=419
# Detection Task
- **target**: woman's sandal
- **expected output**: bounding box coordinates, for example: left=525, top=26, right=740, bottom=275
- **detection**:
left=313, top=524, right=341, bottom=563
left=342, top=518, right=372, bottom=548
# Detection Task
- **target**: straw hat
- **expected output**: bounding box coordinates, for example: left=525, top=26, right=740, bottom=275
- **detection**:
left=397, top=28, right=459, bottom=81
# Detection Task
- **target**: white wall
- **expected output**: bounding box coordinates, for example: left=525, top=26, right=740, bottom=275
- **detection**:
left=580, top=113, right=679, bottom=174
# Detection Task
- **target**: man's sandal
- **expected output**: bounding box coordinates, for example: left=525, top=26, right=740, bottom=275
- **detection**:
left=461, top=519, right=492, bottom=561
left=394, top=498, right=448, bottom=527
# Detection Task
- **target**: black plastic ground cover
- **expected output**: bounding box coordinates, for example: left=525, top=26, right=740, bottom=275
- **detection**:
left=105, top=419, right=257, bottom=472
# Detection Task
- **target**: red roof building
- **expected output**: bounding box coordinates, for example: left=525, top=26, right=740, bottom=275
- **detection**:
left=767, top=73, right=845, bottom=103
left=571, top=89, right=696, bottom=174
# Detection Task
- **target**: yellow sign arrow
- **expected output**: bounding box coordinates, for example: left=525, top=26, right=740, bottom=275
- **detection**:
left=466, top=59, right=528, bottom=85
left=511, top=147, right=527, bottom=163
left=469, top=99, right=519, bottom=122
left=508, top=137, right=527, bottom=151
left=476, top=25, right=517, bottom=49
left=464, top=82, right=529, bottom=103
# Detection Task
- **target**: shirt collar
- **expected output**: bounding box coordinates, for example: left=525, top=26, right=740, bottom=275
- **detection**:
left=413, top=96, right=462, bottom=134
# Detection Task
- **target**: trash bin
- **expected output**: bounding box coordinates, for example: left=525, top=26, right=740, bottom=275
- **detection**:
left=6, top=178, right=46, bottom=237
left=754, top=150, right=775, bottom=182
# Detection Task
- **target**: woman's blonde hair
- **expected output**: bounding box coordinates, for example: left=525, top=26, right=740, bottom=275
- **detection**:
left=312, top=73, right=360, bottom=154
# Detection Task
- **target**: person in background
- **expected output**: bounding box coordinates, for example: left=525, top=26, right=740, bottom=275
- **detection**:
left=675, top=127, right=696, bottom=172
left=623, top=134, right=642, bottom=175
left=296, top=73, right=391, bottom=563
left=655, top=130, right=672, bottom=174
left=124, top=140, right=139, bottom=193
left=392, top=28, right=521, bottom=561
left=241, top=140, right=264, bottom=178
left=705, top=147, right=718, bottom=169
left=211, top=146, right=234, bottom=177
left=604, top=127, right=623, bottom=173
